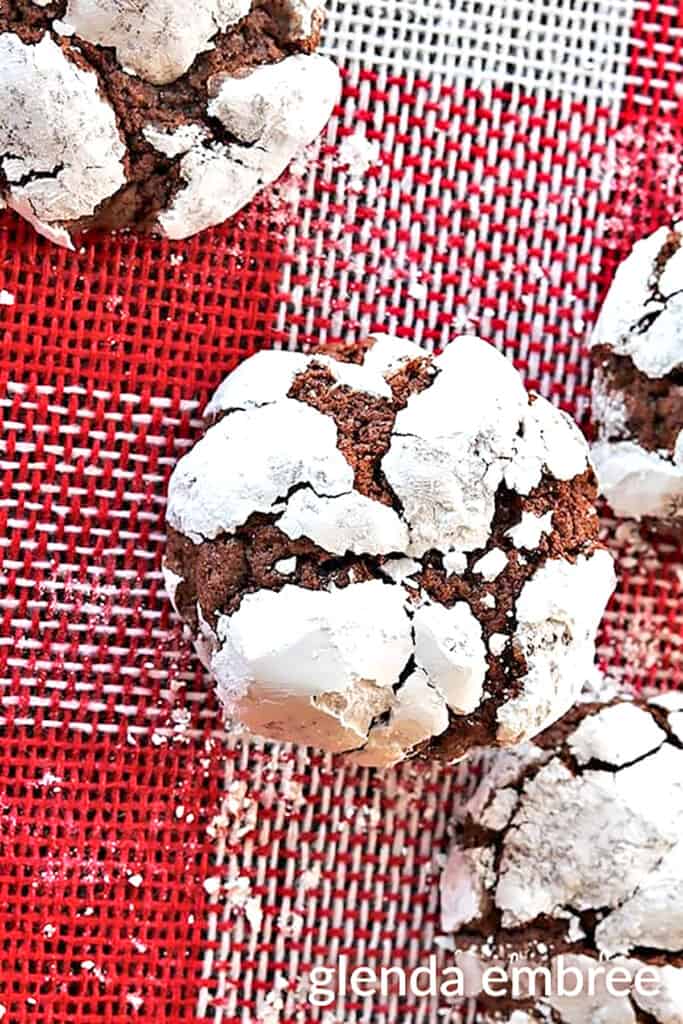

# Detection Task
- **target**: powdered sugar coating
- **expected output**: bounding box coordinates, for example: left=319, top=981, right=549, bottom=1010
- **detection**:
left=496, top=755, right=676, bottom=927
left=650, top=691, right=683, bottom=712
left=166, top=400, right=354, bottom=542
left=627, top=962, right=683, bottom=1024
left=61, top=0, right=252, bottom=85
left=0, top=32, right=126, bottom=247
left=2, top=5, right=338, bottom=244
left=212, top=580, right=413, bottom=753
left=592, top=226, right=683, bottom=379
left=205, top=348, right=389, bottom=418
left=158, top=54, right=341, bottom=240
left=568, top=701, right=666, bottom=767
left=590, top=225, right=683, bottom=526
left=669, top=711, right=683, bottom=743
left=439, top=845, right=495, bottom=932
left=465, top=743, right=551, bottom=827
left=478, top=787, right=519, bottom=830
left=505, top=395, right=589, bottom=494
left=142, top=123, right=210, bottom=158
left=383, top=337, right=528, bottom=556
left=506, top=511, right=554, bottom=550
left=350, top=669, right=449, bottom=768
left=496, top=552, right=616, bottom=745
left=472, top=548, right=508, bottom=581
left=546, top=955, right=637, bottom=1024
left=165, top=337, right=612, bottom=763
left=205, top=350, right=312, bottom=416
left=591, top=438, right=683, bottom=522
left=413, top=602, right=488, bottom=715
left=278, top=489, right=409, bottom=555
left=383, top=338, right=589, bottom=557
left=443, top=700, right=683, bottom=1024
left=362, top=334, right=427, bottom=376
left=596, top=842, right=683, bottom=956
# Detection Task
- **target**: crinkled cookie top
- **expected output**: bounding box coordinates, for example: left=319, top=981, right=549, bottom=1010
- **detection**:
left=164, top=335, right=614, bottom=766
left=0, top=0, right=339, bottom=245
left=441, top=696, right=683, bottom=1024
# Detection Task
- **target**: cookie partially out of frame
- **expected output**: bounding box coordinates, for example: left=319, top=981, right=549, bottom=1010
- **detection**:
left=591, top=225, right=683, bottom=537
left=0, top=1, right=340, bottom=247
left=440, top=695, right=683, bottom=1024
left=163, top=335, right=614, bottom=767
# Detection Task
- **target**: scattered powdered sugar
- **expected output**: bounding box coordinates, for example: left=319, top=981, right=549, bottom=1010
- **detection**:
left=603, top=122, right=683, bottom=247
left=338, top=127, right=381, bottom=192
left=203, top=875, right=222, bottom=897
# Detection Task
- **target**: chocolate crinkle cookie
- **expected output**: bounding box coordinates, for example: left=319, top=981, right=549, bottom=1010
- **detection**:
left=440, top=695, right=683, bottom=1023
left=0, top=0, right=340, bottom=247
left=163, top=335, right=615, bottom=767
left=591, top=225, right=683, bottom=536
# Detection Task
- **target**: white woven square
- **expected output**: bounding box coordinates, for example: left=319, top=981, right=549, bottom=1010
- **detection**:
left=322, top=0, right=636, bottom=103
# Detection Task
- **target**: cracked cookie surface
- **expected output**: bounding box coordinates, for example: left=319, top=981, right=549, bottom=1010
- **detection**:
left=440, top=696, right=683, bottom=1023
left=0, top=0, right=339, bottom=246
left=591, top=225, right=683, bottom=535
left=163, top=335, right=614, bottom=766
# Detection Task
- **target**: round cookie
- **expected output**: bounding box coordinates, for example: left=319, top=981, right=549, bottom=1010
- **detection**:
left=439, top=695, right=683, bottom=1023
left=163, top=335, right=615, bottom=766
left=591, top=225, right=683, bottom=536
left=0, top=1, right=340, bottom=247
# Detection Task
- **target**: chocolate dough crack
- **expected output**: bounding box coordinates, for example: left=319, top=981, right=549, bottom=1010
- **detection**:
left=164, top=335, right=615, bottom=767
left=0, top=0, right=340, bottom=246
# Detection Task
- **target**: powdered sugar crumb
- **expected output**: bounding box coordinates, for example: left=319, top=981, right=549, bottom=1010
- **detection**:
left=338, top=128, right=380, bottom=192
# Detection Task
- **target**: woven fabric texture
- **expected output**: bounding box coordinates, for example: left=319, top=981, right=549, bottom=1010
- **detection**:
left=0, top=1, right=681, bottom=1022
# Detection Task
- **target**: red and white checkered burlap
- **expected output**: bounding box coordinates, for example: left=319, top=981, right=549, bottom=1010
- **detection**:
left=0, top=2, right=682, bottom=1021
